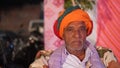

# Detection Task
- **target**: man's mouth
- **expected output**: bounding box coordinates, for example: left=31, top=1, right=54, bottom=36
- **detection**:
left=72, top=40, right=82, bottom=43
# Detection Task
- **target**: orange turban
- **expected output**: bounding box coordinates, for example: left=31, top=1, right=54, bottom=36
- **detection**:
left=54, top=6, right=93, bottom=39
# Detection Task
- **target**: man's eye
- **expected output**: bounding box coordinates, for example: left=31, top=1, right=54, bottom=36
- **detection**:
left=80, top=27, right=86, bottom=31
left=66, top=28, right=73, bottom=32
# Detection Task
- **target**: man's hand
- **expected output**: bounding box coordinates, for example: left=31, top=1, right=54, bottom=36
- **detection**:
left=107, top=60, right=120, bottom=68
left=43, top=65, right=49, bottom=68
left=103, top=51, right=117, bottom=67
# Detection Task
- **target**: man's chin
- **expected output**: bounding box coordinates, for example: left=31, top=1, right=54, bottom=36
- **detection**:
left=68, top=46, right=83, bottom=51
left=75, top=47, right=83, bottom=51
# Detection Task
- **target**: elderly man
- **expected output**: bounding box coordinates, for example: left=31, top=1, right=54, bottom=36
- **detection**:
left=48, top=6, right=105, bottom=68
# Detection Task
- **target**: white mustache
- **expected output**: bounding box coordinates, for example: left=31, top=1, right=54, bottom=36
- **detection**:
left=72, top=39, right=83, bottom=44
left=69, top=40, right=85, bottom=51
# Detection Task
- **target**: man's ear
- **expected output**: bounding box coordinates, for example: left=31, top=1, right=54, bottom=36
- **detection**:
left=62, top=28, right=65, bottom=40
left=62, top=33, right=65, bottom=40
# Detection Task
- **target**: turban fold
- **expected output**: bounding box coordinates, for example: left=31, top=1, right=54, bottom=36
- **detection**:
left=54, top=6, right=93, bottom=39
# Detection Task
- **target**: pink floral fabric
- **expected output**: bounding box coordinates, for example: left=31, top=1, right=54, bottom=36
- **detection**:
left=44, top=0, right=64, bottom=50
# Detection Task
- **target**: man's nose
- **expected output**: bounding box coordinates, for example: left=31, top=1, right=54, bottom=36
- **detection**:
left=74, top=30, right=81, bottom=38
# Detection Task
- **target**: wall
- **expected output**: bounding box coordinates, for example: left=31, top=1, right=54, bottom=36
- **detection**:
left=0, top=4, right=42, bottom=36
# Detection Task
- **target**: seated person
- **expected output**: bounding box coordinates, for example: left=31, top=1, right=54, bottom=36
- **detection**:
left=29, top=5, right=120, bottom=68
left=48, top=5, right=105, bottom=68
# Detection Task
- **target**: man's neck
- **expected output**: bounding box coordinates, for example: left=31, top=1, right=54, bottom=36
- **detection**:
left=68, top=47, right=86, bottom=61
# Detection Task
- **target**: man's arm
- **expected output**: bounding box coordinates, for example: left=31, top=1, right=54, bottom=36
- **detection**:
left=108, top=60, right=120, bottom=68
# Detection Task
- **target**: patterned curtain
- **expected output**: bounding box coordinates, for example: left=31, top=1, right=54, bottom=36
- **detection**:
left=96, top=0, right=120, bottom=62
left=44, top=0, right=64, bottom=50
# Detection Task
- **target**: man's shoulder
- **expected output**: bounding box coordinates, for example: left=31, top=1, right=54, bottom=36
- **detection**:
left=50, top=45, right=65, bottom=58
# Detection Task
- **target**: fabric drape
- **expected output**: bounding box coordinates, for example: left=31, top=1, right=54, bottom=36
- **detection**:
left=96, top=0, right=120, bottom=62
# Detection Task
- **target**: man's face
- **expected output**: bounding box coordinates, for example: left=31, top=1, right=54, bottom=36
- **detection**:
left=63, top=21, right=87, bottom=51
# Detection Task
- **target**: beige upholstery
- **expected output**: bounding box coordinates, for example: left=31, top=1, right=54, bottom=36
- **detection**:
left=29, top=46, right=117, bottom=68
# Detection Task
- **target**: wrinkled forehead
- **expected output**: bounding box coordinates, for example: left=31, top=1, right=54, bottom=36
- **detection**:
left=66, top=21, right=86, bottom=27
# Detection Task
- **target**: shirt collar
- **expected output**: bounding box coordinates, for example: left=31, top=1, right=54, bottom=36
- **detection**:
left=63, top=40, right=92, bottom=55
left=63, top=41, right=93, bottom=63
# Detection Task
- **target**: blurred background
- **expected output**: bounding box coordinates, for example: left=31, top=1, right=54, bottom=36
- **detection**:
left=0, top=0, right=44, bottom=68
left=0, top=0, right=120, bottom=68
